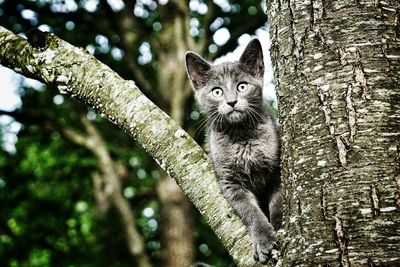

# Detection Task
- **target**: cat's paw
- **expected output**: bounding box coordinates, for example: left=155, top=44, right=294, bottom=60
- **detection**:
left=250, top=223, right=276, bottom=264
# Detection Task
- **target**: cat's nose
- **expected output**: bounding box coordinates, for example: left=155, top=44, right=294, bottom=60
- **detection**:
left=227, top=100, right=237, bottom=107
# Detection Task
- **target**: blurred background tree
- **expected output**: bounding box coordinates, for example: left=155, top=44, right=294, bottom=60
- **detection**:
left=0, top=0, right=273, bottom=266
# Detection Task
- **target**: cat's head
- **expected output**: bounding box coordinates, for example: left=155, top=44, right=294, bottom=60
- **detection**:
left=185, top=39, right=265, bottom=126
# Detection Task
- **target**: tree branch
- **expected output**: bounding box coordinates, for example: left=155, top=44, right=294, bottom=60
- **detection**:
left=63, top=115, right=152, bottom=267
left=0, top=26, right=265, bottom=267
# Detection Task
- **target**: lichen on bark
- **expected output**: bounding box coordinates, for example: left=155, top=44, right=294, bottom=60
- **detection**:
left=267, top=0, right=400, bottom=265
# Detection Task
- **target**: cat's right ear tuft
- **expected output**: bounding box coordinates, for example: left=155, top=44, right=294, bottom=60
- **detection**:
left=239, top=39, right=264, bottom=78
left=185, top=52, right=211, bottom=90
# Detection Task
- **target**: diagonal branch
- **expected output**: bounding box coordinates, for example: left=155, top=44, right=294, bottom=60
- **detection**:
left=0, top=26, right=266, bottom=267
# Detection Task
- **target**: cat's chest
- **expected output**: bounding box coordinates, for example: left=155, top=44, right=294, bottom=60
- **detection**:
left=210, top=133, right=267, bottom=173
left=230, top=141, right=259, bottom=163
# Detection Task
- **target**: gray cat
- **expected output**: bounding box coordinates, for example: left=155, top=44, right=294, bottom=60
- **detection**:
left=185, top=39, right=282, bottom=264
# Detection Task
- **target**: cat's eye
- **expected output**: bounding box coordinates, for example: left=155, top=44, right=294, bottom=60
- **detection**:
left=237, top=82, right=249, bottom=92
left=211, top=87, right=224, bottom=98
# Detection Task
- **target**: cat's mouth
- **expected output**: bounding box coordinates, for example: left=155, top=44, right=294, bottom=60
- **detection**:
left=224, top=109, right=245, bottom=123
left=226, top=108, right=238, bottom=114
left=218, top=106, right=248, bottom=123
left=224, top=108, right=240, bottom=115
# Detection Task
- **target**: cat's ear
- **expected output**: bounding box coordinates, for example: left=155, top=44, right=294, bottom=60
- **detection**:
left=185, top=52, right=211, bottom=89
left=239, top=39, right=264, bottom=78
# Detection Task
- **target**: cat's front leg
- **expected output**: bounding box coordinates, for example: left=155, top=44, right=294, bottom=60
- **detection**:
left=250, top=218, right=276, bottom=263
left=219, top=177, right=276, bottom=263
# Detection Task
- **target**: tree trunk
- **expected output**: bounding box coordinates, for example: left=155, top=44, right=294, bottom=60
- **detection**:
left=156, top=171, right=194, bottom=267
left=63, top=116, right=152, bottom=267
left=155, top=5, right=195, bottom=266
left=0, top=26, right=262, bottom=267
left=267, top=0, right=400, bottom=265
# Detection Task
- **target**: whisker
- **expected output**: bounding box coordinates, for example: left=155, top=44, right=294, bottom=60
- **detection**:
left=208, top=112, right=221, bottom=131
left=216, top=114, right=224, bottom=131
left=247, top=108, right=261, bottom=128
left=248, top=106, right=267, bottom=121
left=249, top=109, right=259, bottom=127
left=194, top=111, right=219, bottom=137
left=250, top=111, right=258, bottom=128
left=197, top=118, right=211, bottom=135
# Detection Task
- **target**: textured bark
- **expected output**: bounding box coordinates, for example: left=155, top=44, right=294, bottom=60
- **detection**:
left=0, top=26, right=264, bottom=267
left=267, top=0, right=400, bottom=266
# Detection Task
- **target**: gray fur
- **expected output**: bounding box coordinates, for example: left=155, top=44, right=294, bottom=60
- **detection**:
left=185, top=39, right=282, bottom=263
